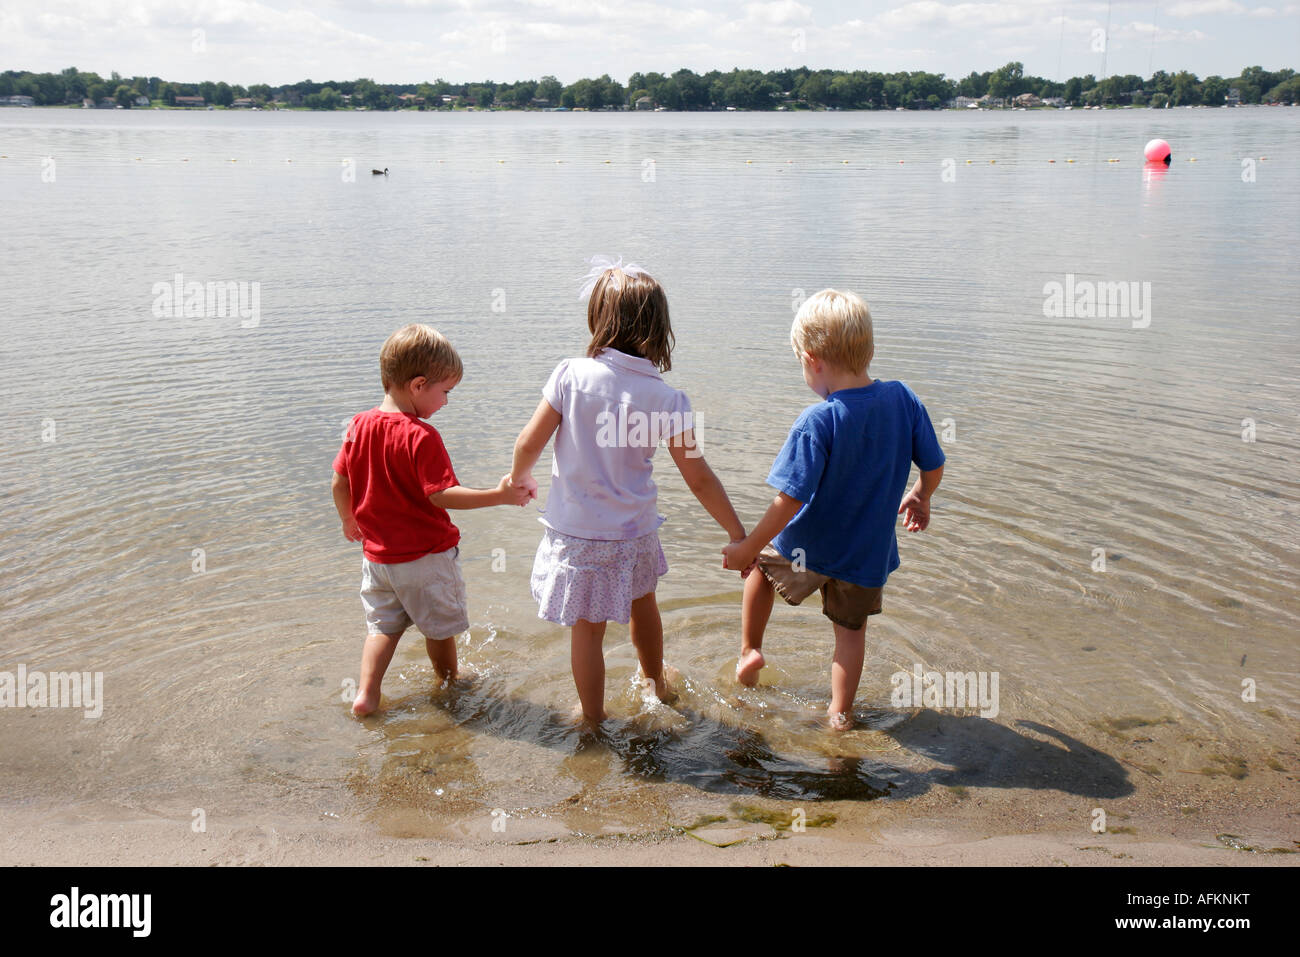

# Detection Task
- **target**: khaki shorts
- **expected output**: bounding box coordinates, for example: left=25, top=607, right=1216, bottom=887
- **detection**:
left=757, top=546, right=883, bottom=631
left=360, top=547, right=469, bottom=640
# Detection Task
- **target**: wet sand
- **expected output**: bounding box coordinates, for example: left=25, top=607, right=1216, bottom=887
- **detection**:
left=3, top=789, right=1294, bottom=867
left=4, top=717, right=1295, bottom=866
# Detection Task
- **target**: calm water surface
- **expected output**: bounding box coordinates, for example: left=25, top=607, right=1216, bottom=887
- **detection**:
left=1, top=108, right=1297, bottom=835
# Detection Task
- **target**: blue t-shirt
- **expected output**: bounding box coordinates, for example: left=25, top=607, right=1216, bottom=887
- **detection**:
left=768, top=380, right=946, bottom=588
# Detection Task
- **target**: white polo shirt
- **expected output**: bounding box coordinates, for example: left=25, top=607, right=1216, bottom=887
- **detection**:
left=539, top=349, right=693, bottom=541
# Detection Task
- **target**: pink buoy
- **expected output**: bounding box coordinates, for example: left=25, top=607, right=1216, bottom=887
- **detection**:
left=1144, top=138, right=1171, bottom=165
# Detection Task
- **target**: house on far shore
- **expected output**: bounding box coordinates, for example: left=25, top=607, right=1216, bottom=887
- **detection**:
left=174, top=96, right=205, bottom=108
left=134, top=95, right=150, bottom=107
left=977, top=94, right=1006, bottom=109
left=951, top=96, right=979, bottom=109
left=635, top=95, right=653, bottom=111
left=397, top=94, right=425, bottom=106
left=82, top=97, right=95, bottom=108
left=441, top=94, right=458, bottom=105
left=1226, top=88, right=1241, bottom=106
left=232, top=97, right=254, bottom=108
left=0, top=95, right=35, bottom=107
left=1042, top=96, right=1066, bottom=108
left=1014, top=93, right=1042, bottom=108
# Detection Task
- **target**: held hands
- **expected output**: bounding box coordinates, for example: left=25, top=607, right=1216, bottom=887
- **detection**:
left=722, top=537, right=758, bottom=578
left=342, top=516, right=363, bottom=542
left=513, top=474, right=539, bottom=500
left=898, top=489, right=931, bottom=532
left=499, top=474, right=534, bottom=507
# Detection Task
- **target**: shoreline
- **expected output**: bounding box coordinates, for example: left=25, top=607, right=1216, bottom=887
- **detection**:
left=3, top=804, right=1293, bottom=867
left=4, top=103, right=1291, bottom=114
left=4, top=758, right=1296, bottom=866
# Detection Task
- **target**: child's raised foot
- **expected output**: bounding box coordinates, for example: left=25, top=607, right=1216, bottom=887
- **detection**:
left=351, top=689, right=381, bottom=717
left=735, top=649, right=765, bottom=687
left=827, top=709, right=854, bottom=732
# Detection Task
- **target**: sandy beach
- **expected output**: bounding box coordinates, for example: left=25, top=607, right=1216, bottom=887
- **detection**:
left=5, top=746, right=1295, bottom=866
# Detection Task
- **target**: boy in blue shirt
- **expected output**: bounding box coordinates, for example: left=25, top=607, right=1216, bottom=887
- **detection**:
left=722, top=289, right=945, bottom=730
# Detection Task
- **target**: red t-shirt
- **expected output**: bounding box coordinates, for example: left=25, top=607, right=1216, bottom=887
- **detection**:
left=333, top=409, right=460, bottom=563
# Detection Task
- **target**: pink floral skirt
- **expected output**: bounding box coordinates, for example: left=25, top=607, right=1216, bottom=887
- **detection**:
left=531, top=527, right=668, bottom=626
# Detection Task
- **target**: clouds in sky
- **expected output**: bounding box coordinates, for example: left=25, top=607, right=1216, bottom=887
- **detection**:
left=0, top=0, right=1293, bottom=84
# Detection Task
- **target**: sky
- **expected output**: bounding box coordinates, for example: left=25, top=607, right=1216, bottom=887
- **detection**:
left=0, top=0, right=1295, bottom=86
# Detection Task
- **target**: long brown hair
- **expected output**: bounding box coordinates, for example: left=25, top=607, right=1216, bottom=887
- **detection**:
left=586, top=268, right=675, bottom=372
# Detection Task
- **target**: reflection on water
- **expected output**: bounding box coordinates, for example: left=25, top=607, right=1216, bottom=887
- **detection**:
left=1, top=108, right=1297, bottom=836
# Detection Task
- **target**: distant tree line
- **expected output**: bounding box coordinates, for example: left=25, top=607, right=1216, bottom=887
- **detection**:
left=4, top=63, right=1297, bottom=110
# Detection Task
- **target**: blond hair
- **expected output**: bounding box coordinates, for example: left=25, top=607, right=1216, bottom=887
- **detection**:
left=587, top=268, right=674, bottom=372
left=791, top=289, right=873, bottom=373
left=379, top=324, right=463, bottom=392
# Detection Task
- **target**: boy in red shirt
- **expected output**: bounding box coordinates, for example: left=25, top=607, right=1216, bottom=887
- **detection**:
left=332, top=324, right=532, bottom=716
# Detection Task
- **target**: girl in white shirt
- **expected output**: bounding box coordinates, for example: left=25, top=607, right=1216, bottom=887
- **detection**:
left=510, top=263, right=747, bottom=724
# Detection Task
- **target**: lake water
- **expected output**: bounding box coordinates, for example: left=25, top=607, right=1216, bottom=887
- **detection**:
left=1, top=107, right=1297, bottom=840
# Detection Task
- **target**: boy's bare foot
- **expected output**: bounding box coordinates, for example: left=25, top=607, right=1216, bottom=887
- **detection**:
left=736, top=649, right=765, bottom=687
left=351, top=690, right=380, bottom=717
left=827, top=710, right=853, bottom=732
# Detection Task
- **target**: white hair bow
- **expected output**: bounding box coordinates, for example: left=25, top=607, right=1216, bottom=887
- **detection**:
left=577, top=254, right=647, bottom=301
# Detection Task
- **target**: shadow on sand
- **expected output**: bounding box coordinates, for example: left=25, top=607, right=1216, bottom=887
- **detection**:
left=375, top=675, right=1133, bottom=804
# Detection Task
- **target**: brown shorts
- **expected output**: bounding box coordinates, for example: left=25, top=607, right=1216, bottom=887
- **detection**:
left=756, top=546, right=883, bottom=631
